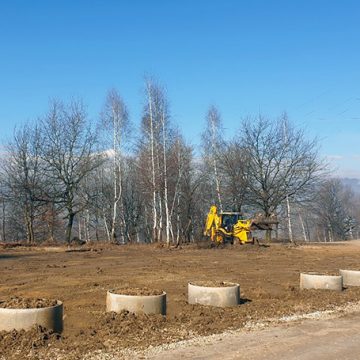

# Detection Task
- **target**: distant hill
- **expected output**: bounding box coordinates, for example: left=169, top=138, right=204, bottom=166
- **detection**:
left=341, top=178, right=360, bottom=194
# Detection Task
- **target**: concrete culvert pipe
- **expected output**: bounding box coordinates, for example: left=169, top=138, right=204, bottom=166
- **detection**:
left=188, top=282, right=240, bottom=307
left=106, top=290, right=166, bottom=315
left=339, top=270, right=360, bottom=287
left=0, top=301, right=63, bottom=332
left=300, top=273, right=343, bottom=291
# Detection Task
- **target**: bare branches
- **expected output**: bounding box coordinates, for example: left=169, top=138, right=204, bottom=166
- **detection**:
left=100, top=89, right=130, bottom=243
left=40, top=99, right=103, bottom=244
left=241, top=115, right=325, bottom=216
left=0, top=84, right=353, bottom=245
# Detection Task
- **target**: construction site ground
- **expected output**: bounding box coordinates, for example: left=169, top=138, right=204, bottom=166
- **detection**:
left=1, top=240, right=360, bottom=359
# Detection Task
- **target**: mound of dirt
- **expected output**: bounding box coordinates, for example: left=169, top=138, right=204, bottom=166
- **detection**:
left=110, top=288, right=164, bottom=296
left=191, top=281, right=237, bottom=287
left=0, top=325, right=61, bottom=359
left=0, top=297, right=58, bottom=309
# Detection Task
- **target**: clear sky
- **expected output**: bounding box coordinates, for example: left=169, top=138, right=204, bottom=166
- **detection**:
left=0, top=0, right=359, bottom=177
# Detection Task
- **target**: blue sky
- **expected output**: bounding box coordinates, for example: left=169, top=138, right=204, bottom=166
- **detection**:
left=0, top=0, right=359, bottom=177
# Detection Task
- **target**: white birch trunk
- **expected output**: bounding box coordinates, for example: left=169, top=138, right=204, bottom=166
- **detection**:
left=85, top=210, right=90, bottom=242
left=176, top=194, right=180, bottom=245
left=78, top=218, right=82, bottom=240
left=110, top=107, right=123, bottom=243
left=210, top=113, right=222, bottom=211
left=147, top=82, right=157, bottom=243
left=214, top=158, right=222, bottom=211
left=286, top=195, right=293, bottom=243
left=161, top=109, right=171, bottom=246
left=169, top=140, right=184, bottom=243
left=158, top=192, right=163, bottom=242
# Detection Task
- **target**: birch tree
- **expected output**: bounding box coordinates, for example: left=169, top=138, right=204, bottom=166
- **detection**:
left=138, top=79, right=173, bottom=243
left=202, top=106, right=224, bottom=211
left=101, top=89, right=130, bottom=243
left=160, top=92, right=171, bottom=245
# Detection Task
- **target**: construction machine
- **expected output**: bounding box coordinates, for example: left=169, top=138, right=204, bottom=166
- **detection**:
left=204, top=205, right=278, bottom=245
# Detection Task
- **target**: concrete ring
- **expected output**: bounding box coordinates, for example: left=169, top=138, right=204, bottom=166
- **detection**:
left=339, top=269, right=360, bottom=287
left=0, top=300, right=63, bottom=332
left=300, top=273, right=343, bottom=291
left=106, top=290, right=166, bottom=315
left=188, top=282, right=240, bottom=307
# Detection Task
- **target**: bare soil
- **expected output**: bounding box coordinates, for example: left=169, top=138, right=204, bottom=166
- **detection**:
left=0, top=296, right=58, bottom=309
left=110, top=288, right=164, bottom=296
left=1, top=241, right=360, bottom=359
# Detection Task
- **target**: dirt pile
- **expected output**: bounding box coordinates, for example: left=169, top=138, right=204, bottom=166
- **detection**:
left=191, top=281, right=237, bottom=287
left=0, top=325, right=61, bottom=360
left=109, top=288, right=164, bottom=296
left=0, top=297, right=58, bottom=309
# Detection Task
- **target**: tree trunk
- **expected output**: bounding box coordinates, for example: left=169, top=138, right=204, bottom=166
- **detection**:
left=299, top=213, right=308, bottom=242
left=286, top=196, right=293, bottom=243
left=265, top=229, right=272, bottom=242
left=47, top=203, right=55, bottom=243
left=213, top=157, right=222, bottom=211
left=78, top=218, right=82, bottom=240
left=65, top=212, right=75, bottom=245
left=1, top=200, right=5, bottom=242
left=85, top=209, right=90, bottom=242
left=103, top=213, right=110, bottom=242
left=162, top=110, right=170, bottom=246
left=24, top=204, right=34, bottom=244
left=209, top=108, right=223, bottom=211
left=158, top=193, right=163, bottom=243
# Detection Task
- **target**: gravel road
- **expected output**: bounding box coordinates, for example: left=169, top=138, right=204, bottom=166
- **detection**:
left=141, top=311, right=360, bottom=360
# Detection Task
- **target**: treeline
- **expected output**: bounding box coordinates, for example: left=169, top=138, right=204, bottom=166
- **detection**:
left=0, top=79, right=358, bottom=244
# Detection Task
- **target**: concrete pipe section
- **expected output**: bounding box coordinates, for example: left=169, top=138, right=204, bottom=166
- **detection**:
left=106, top=291, right=166, bottom=315
left=339, top=269, right=360, bottom=287
left=0, top=301, right=63, bottom=333
left=188, top=282, right=240, bottom=307
left=300, top=273, right=343, bottom=291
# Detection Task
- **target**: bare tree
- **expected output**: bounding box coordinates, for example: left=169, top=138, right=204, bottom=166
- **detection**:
left=202, top=106, right=224, bottom=211
left=137, top=78, right=173, bottom=243
left=169, top=136, right=196, bottom=245
left=241, top=114, right=324, bottom=241
left=314, top=179, right=358, bottom=241
left=40, top=100, right=103, bottom=244
left=2, top=124, right=44, bottom=244
left=101, top=89, right=130, bottom=243
left=145, top=79, right=159, bottom=242
left=217, top=139, right=250, bottom=212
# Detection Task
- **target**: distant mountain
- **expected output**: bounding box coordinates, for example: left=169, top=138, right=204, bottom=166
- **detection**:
left=341, top=178, right=360, bottom=194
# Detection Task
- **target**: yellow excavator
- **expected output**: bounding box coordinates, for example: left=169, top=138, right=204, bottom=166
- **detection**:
left=204, top=205, right=277, bottom=245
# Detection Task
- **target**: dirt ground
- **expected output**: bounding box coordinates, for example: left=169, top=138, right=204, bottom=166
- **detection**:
left=1, top=241, right=360, bottom=359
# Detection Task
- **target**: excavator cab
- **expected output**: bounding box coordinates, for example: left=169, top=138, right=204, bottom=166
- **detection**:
left=221, top=213, right=241, bottom=232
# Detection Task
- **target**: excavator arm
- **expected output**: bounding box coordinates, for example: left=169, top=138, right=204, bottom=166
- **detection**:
left=204, top=205, right=221, bottom=242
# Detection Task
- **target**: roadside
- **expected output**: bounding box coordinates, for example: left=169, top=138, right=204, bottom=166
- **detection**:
left=134, top=303, right=360, bottom=360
